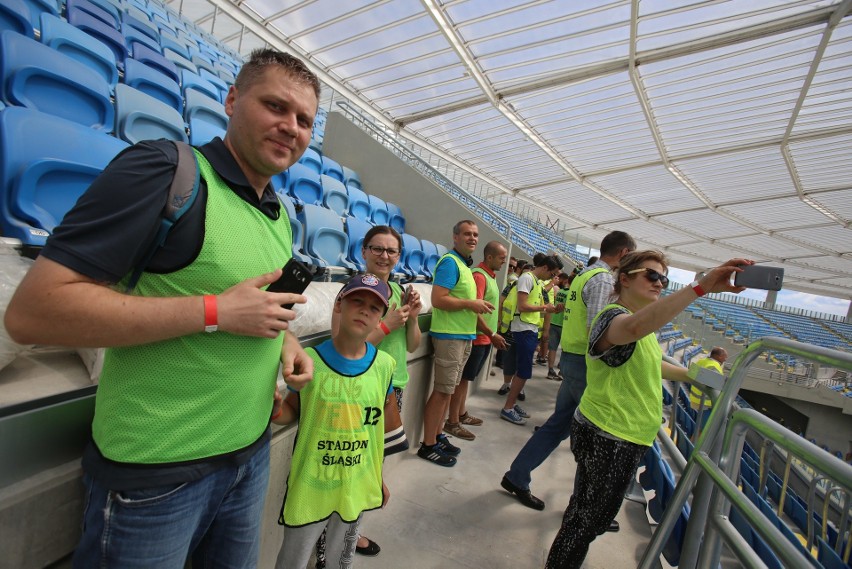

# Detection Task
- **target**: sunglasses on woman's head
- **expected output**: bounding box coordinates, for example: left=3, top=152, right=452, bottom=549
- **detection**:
left=627, top=267, right=669, bottom=288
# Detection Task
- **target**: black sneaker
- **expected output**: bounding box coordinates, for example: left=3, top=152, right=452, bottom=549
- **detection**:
left=436, top=434, right=461, bottom=456
left=497, top=384, right=510, bottom=396
left=518, top=390, right=526, bottom=402
left=417, top=443, right=457, bottom=467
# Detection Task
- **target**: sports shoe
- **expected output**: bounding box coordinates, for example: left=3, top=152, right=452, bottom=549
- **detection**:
left=460, top=412, right=484, bottom=426
left=518, top=389, right=526, bottom=402
left=536, top=357, right=548, bottom=366
left=500, top=408, right=527, bottom=425
left=417, top=443, right=457, bottom=467
left=547, top=368, right=560, bottom=379
left=497, top=384, right=510, bottom=396
left=514, top=404, right=530, bottom=418
left=436, top=434, right=461, bottom=456
left=444, top=421, right=475, bottom=441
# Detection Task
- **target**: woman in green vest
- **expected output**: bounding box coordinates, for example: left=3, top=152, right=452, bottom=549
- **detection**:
left=545, top=251, right=752, bottom=569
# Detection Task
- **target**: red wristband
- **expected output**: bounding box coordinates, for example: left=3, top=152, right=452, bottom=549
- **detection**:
left=380, top=322, right=391, bottom=335
left=690, top=281, right=706, bottom=297
left=203, top=295, right=218, bottom=333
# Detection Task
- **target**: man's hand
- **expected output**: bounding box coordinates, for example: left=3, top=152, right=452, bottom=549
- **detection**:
left=381, top=482, right=390, bottom=508
left=382, top=302, right=410, bottom=332
left=542, top=303, right=556, bottom=314
left=281, top=332, right=313, bottom=391
left=468, top=299, right=494, bottom=314
left=491, top=333, right=507, bottom=350
left=218, top=269, right=307, bottom=338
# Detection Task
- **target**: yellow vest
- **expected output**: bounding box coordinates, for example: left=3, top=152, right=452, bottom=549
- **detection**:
left=430, top=252, right=477, bottom=336
left=471, top=267, right=499, bottom=336
left=560, top=267, right=608, bottom=355
left=689, top=357, right=723, bottom=409
left=502, top=273, right=544, bottom=329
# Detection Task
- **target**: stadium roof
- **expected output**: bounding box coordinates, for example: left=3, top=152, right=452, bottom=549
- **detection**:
left=174, top=0, right=851, bottom=300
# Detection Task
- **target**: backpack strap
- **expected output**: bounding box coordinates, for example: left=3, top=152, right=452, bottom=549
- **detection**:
left=126, top=141, right=200, bottom=292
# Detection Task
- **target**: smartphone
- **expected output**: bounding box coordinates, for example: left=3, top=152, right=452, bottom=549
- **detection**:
left=734, top=265, right=784, bottom=291
left=266, top=258, right=313, bottom=308
left=402, top=284, right=413, bottom=305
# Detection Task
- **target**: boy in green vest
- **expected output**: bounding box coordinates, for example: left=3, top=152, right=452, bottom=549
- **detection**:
left=272, top=274, right=406, bottom=568
left=445, top=241, right=509, bottom=441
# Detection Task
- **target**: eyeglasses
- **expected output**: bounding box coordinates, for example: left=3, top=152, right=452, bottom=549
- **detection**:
left=364, top=245, right=400, bottom=257
left=627, top=267, right=669, bottom=288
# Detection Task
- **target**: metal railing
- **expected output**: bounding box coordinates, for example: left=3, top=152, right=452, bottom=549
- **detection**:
left=639, top=337, right=852, bottom=569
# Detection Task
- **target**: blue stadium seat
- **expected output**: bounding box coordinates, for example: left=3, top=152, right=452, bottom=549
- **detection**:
left=198, top=68, right=229, bottom=101
left=436, top=243, right=449, bottom=258
left=420, top=239, right=439, bottom=279
left=0, top=31, right=114, bottom=132
left=163, top=49, right=197, bottom=75
left=341, top=166, right=361, bottom=190
left=159, top=35, right=191, bottom=60
left=401, top=233, right=426, bottom=280
left=368, top=195, right=390, bottom=226
left=0, top=0, right=35, bottom=38
left=277, top=192, right=312, bottom=266
left=132, top=43, right=179, bottom=84
left=817, top=537, right=845, bottom=569
left=321, top=155, right=344, bottom=183
left=67, top=8, right=128, bottom=70
left=0, top=107, right=128, bottom=245
left=18, top=0, right=60, bottom=34
left=299, top=147, right=322, bottom=174
left=184, top=90, right=227, bottom=145
left=298, top=204, right=356, bottom=270
left=728, top=506, right=755, bottom=548
left=114, top=83, right=187, bottom=144
left=191, top=54, right=217, bottom=76
left=347, top=185, right=373, bottom=224
left=40, top=13, right=118, bottom=89
left=66, top=0, right=119, bottom=29
left=320, top=175, right=349, bottom=216
left=122, top=12, right=159, bottom=43
left=344, top=216, right=372, bottom=271
left=386, top=201, right=405, bottom=233
left=180, top=68, right=221, bottom=102
left=123, top=57, right=182, bottom=113
left=123, top=24, right=160, bottom=55
left=286, top=163, right=322, bottom=206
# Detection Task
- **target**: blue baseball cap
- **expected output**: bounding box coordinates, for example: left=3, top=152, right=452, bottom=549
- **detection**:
left=336, top=273, right=390, bottom=309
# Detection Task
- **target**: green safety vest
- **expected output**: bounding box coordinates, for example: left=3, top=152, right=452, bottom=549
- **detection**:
left=94, top=150, right=292, bottom=463
left=429, top=253, right=477, bottom=336
left=471, top=266, right=499, bottom=337
left=550, top=287, right=569, bottom=327
left=560, top=267, right=608, bottom=355
left=500, top=273, right=544, bottom=330
left=280, top=347, right=394, bottom=527
left=378, top=282, right=410, bottom=389
left=580, top=304, right=663, bottom=446
left=690, top=357, right=723, bottom=409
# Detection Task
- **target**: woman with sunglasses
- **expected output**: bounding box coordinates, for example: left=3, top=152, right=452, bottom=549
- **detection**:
left=545, top=251, right=752, bottom=569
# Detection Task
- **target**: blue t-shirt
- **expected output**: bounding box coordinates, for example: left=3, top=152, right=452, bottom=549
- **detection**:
left=290, top=339, right=394, bottom=395
left=430, top=250, right=476, bottom=341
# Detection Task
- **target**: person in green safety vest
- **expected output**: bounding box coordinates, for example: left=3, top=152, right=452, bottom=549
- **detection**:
left=445, top=241, right=509, bottom=441
left=547, top=272, right=573, bottom=379
left=419, top=220, right=494, bottom=467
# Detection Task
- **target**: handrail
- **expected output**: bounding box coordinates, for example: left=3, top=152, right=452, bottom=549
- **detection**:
left=639, top=336, right=852, bottom=569
left=333, top=100, right=555, bottom=260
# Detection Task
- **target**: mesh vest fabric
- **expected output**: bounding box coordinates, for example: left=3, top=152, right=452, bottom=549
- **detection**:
left=560, top=267, right=609, bottom=354
left=690, top=358, right=723, bottom=408
left=507, top=273, right=544, bottom=329
left=429, top=253, right=477, bottom=336
left=551, top=287, right=569, bottom=327
left=471, top=267, right=499, bottom=337
left=280, top=347, right=394, bottom=527
left=579, top=304, right=663, bottom=446
left=93, top=150, right=293, bottom=464
left=378, top=282, right=410, bottom=389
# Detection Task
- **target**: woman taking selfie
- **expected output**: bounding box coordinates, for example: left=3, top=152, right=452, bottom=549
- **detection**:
left=545, top=251, right=752, bottom=569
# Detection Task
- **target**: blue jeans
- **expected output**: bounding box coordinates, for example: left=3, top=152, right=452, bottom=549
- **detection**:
left=73, top=441, right=270, bottom=568
left=505, top=352, right=587, bottom=490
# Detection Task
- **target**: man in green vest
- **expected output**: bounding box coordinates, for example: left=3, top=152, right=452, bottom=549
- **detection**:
left=690, top=347, right=727, bottom=415
left=6, top=49, right=318, bottom=567
left=445, top=241, right=508, bottom=441
left=418, top=220, right=494, bottom=467
left=501, top=231, right=635, bottom=511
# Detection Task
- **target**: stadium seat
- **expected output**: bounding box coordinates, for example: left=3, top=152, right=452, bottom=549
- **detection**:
left=0, top=107, right=129, bottom=246
left=66, top=0, right=119, bottom=29
left=400, top=233, right=426, bottom=280
left=123, top=25, right=161, bottom=55
left=341, top=166, right=361, bottom=190
left=0, top=0, right=35, bottom=38
left=198, top=68, right=229, bottom=101
left=159, top=35, right=191, bottom=60
left=39, top=13, right=118, bottom=89
left=184, top=90, right=228, bottom=145
left=320, top=156, right=345, bottom=183
left=420, top=239, right=439, bottom=279
left=346, top=185, right=373, bottom=224
left=320, top=175, right=349, bottom=216
left=344, top=216, right=371, bottom=271
left=0, top=31, right=114, bottom=132
left=122, top=12, right=159, bottom=44
left=17, top=0, right=60, bottom=34
left=277, top=193, right=312, bottom=266
left=299, top=147, right=322, bottom=174
left=368, top=195, right=390, bottom=226
left=123, top=57, right=182, bottom=113
left=114, top=83, right=187, bottom=144
left=286, top=163, right=323, bottom=206
left=67, top=8, right=128, bottom=70
left=386, top=201, right=405, bottom=233
left=180, top=68, right=221, bottom=102
left=728, top=506, right=755, bottom=548
left=132, top=43, right=179, bottom=84
left=163, top=49, right=197, bottom=76
left=817, top=537, right=845, bottom=569
left=191, top=54, right=218, bottom=76
left=436, top=243, right=449, bottom=258
left=298, top=204, right=356, bottom=270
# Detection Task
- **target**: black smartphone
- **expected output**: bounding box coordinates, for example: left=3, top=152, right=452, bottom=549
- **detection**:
left=734, top=265, right=784, bottom=291
left=266, top=258, right=313, bottom=309
left=402, top=284, right=413, bottom=305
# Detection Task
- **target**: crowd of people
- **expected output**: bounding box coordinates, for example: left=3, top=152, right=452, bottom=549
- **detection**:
left=4, top=47, right=755, bottom=569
